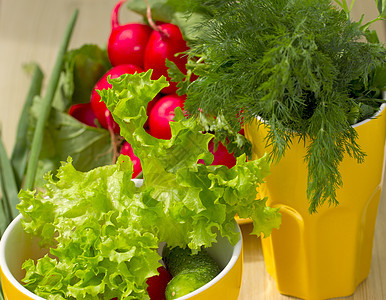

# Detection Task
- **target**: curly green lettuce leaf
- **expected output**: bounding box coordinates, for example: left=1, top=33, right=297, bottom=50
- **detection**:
left=99, top=70, right=214, bottom=174
left=18, top=157, right=161, bottom=300
left=100, top=71, right=281, bottom=248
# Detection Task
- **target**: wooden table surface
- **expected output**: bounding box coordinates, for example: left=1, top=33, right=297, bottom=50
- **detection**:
left=0, top=1, right=385, bottom=299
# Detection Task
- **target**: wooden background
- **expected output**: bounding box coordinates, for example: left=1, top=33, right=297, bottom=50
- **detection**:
left=0, top=1, right=385, bottom=299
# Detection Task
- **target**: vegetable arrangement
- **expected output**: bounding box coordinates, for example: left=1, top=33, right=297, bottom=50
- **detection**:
left=3, top=0, right=383, bottom=298
left=158, top=0, right=386, bottom=212
left=62, top=0, right=241, bottom=182
left=16, top=71, right=281, bottom=299
left=0, top=3, right=279, bottom=299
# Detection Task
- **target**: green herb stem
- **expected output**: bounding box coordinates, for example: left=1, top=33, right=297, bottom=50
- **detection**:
left=24, top=10, right=78, bottom=191
left=0, top=285, right=4, bottom=300
left=0, top=196, right=9, bottom=235
left=0, top=132, right=19, bottom=221
left=11, top=64, right=44, bottom=188
left=361, top=16, right=386, bottom=32
left=334, top=0, right=355, bottom=17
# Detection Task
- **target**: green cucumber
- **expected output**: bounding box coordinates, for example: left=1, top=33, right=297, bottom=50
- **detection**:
left=162, top=246, right=221, bottom=299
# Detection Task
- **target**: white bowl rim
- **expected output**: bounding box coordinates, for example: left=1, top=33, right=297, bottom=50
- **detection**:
left=254, top=103, right=386, bottom=130
left=0, top=214, right=45, bottom=300
left=352, top=103, right=386, bottom=128
left=176, top=222, right=243, bottom=300
left=0, top=214, right=242, bottom=300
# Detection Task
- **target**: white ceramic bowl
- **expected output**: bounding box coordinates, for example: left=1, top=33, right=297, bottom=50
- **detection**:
left=0, top=215, right=243, bottom=300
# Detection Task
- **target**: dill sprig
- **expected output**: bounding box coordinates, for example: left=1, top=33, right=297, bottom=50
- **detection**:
left=180, top=0, right=386, bottom=212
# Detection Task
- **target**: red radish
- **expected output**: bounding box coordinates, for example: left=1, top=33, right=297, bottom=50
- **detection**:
left=68, top=103, right=97, bottom=127
left=147, top=94, right=160, bottom=117
left=120, top=141, right=142, bottom=178
left=90, top=64, right=143, bottom=134
left=144, top=94, right=160, bottom=131
left=148, top=94, right=186, bottom=140
left=198, top=140, right=237, bottom=169
left=110, top=266, right=171, bottom=300
left=107, top=0, right=152, bottom=67
left=144, top=23, right=189, bottom=94
left=209, top=140, right=237, bottom=168
left=146, top=266, right=172, bottom=300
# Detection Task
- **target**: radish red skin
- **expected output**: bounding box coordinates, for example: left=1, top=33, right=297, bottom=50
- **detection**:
left=144, top=24, right=189, bottom=94
left=209, top=140, right=237, bottom=168
left=147, top=94, right=160, bottom=117
left=110, top=266, right=171, bottom=300
left=146, top=266, right=172, bottom=300
left=68, top=103, right=97, bottom=128
left=108, top=23, right=152, bottom=67
left=90, top=64, right=143, bottom=133
left=144, top=93, right=160, bottom=131
left=198, top=140, right=237, bottom=169
left=148, top=94, right=186, bottom=140
left=120, top=141, right=142, bottom=178
left=108, top=0, right=152, bottom=67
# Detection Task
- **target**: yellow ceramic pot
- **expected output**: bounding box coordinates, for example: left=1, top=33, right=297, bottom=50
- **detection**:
left=0, top=215, right=243, bottom=300
left=245, top=104, right=386, bottom=300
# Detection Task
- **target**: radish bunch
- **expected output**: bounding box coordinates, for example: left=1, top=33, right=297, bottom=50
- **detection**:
left=94, top=0, right=188, bottom=138
left=69, top=0, right=237, bottom=178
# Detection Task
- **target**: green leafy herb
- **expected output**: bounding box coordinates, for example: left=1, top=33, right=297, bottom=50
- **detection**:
left=18, top=72, right=280, bottom=299
left=166, top=57, right=252, bottom=159
left=335, top=0, right=385, bottom=43
left=175, top=0, right=386, bottom=212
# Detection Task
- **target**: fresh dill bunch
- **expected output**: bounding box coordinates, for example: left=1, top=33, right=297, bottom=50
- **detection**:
left=181, top=0, right=386, bottom=213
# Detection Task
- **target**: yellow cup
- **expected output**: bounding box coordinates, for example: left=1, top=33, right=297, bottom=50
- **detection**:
left=245, top=104, right=386, bottom=299
left=0, top=215, right=243, bottom=300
